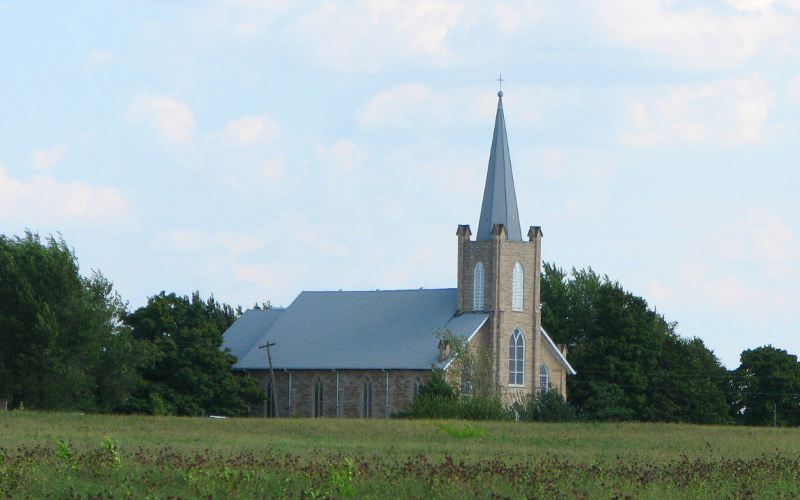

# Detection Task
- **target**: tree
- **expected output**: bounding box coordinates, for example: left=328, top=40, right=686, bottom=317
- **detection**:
left=541, top=264, right=730, bottom=423
left=729, top=346, right=800, bottom=426
left=123, top=291, right=263, bottom=416
left=435, top=328, right=495, bottom=399
left=0, top=232, right=144, bottom=411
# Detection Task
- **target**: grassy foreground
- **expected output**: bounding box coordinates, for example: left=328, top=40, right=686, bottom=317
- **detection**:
left=1, top=412, right=799, bottom=498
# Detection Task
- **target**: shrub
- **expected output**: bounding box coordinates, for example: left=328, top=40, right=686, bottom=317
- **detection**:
left=418, top=369, right=455, bottom=400
left=406, top=392, right=508, bottom=421
left=458, top=395, right=508, bottom=421
left=516, top=388, right=577, bottom=422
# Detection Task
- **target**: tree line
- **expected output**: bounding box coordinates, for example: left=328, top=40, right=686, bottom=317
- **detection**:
left=540, top=264, right=800, bottom=426
left=1, top=232, right=799, bottom=424
left=0, top=233, right=261, bottom=415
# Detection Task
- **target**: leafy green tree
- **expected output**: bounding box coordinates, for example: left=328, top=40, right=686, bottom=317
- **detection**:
left=123, top=291, right=263, bottom=416
left=542, top=264, right=730, bottom=423
left=0, top=232, right=143, bottom=411
left=580, top=382, right=633, bottom=421
left=540, top=263, right=602, bottom=351
left=729, top=346, right=800, bottom=426
left=647, top=335, right=731, bottom=424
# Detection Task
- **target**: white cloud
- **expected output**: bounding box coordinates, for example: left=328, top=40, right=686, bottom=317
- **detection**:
left=727, top=0, right=775, bottom=11
left=234, top=22, right=258, bottom=38
left=128, top=92, right=195, bottom=146
left=312, top=139, right=367, bottom=197
left=221, top=114, right=280, bottom=145
left=489, top=1, right=541, bottom=35
left=644, top=205, right=798, bottom=318
left=704, top=276, right=753, bottom=310
left=150, top=218, right=352, bottom=303
left=0, top=164, right=130, bottom=225
left=744, top=207, right=797, bottom=261
left=358, top=84, right=435, bottom=128
left=532, top=146, right=565, bottom=179
left=288, top=0, right=464, bottom=72
left=316, top=139, right=357, bottom=174
left=87, top=49, right=115, bottom=66
left=259, top=157, right=284, bottom=182
left=31, top=145, right=66, bottom=171
left=358, top=83, right=578, bottom=129
left=219, top=0, right=291, bottom=12
left=153, top=229, right=266, bottom=256
left=621, top=74, right=775, bottom=146
left=727, top=0, right=800, bottom=11
left=594, top=0, right=797, bottom=69
left=788, top=75, right=800, bottom=106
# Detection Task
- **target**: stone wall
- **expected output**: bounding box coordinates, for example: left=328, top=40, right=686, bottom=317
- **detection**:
left=242, top=369, right=430, bottom=418
left=454, top=223, right=569, bottom=403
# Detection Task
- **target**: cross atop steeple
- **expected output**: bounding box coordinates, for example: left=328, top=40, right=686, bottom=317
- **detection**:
left=497, top=73, right=505, bottom=93
left=476, top=90, right=522, bottom=241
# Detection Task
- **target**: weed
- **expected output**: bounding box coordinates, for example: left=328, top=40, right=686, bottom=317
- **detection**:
left=55, top=439, right=74, bottom=467
left=101, top=436, right=121, bottom=468
left=439, top=422, right=487, bottom=439
left=328, top=457, right=356, bottom=497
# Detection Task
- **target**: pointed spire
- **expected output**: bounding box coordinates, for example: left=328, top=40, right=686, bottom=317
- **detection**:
left=476, top=91, right=522, bottom=241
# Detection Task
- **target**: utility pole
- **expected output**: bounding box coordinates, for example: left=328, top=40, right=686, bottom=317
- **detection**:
left=773, top=401, right=777, bottom=428
left=258, top=342, right=278, bottom=418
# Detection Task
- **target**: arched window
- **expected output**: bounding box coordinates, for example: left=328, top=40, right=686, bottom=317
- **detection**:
left=413, top=377, right=422, bottom=397
left=512, top=262, right=524, bottom=311
left=508, top=329, right=525, bottom=386
left=473, top=262, right=485, bottom=310
left=362, top=380, right=373, bottom=418
left=539, top=364, right=549, bottom=391
left=313, top=378, right=324, bottom=418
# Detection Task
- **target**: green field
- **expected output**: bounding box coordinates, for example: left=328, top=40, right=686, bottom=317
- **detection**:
left=1, top=412, right=799, bottom=498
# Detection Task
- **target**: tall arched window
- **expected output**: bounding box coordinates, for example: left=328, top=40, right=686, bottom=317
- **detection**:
left=508, top=329, right=525, bottom=386
left=313, top=378, right=324, bottom=418
left=362, top=380, right=373, bottom=418
left=413, top=377, right=422, bottom=397
left=473, top=262, right=485, bottom=310
left=539, top=364, right=549, bottom=391
left=512, top=262, right=524, bottom=311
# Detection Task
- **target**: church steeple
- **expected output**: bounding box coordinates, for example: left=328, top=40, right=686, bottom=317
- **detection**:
left=476, top=91, right=522, bottom=241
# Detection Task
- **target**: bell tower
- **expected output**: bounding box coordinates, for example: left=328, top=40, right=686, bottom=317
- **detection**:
left=456, top=91, right=545, bottom=401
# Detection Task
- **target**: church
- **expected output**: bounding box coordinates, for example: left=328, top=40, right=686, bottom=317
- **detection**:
left=222, top=91, right=575, bottom=418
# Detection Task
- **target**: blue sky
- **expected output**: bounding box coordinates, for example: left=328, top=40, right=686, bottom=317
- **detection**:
left=1, top=0, right=798, bottom=367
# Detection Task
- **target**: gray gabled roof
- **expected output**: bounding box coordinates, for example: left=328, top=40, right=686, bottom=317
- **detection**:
left=221, top=308, right=284, bottom=361
left=476, top=92, right=523, bottom=241
left=224, top=288, right=488, bottom=370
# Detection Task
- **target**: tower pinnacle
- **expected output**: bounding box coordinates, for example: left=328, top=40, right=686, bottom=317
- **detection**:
left=476, top=91, right=522, bottom=241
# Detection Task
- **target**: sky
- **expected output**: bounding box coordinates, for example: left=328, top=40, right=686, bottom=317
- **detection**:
left=1, top=0, right=798, bottom=368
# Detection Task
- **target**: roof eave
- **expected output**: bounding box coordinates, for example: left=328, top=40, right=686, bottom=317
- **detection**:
left=541, top=327, right=576, bottom=375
